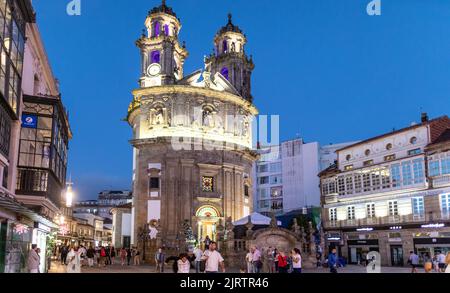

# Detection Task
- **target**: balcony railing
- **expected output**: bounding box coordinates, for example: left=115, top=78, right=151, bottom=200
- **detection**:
left=431, top=174, right=450, bottom=188
left=324, top=213, right=445, bottom=229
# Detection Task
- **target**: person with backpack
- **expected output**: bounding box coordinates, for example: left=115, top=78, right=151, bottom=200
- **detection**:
left=277, top=250, right=288, bottom=273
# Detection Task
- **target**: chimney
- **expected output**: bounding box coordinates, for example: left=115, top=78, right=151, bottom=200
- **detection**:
left=421, top=112, right=429, bottom=123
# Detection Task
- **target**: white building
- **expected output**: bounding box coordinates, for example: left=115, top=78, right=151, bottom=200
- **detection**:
left=254, top=139, right=354, bottom=215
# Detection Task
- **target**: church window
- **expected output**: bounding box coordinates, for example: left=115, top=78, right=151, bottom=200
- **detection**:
left=202, top=176, right=214, bottom=192
left=164, top=24, right=169, bottom=36
left=153, top=21, right=160, bottom=37
left=151, top=50, right=160, bottom=64
left=220, top=67, right=229, bottom=80
left=149, top=177, right=160, bottom=189
left=222, top=40, right=228, bottom=53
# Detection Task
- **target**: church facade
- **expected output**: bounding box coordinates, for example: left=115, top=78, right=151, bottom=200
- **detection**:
left=127, top=1, right=258, bottom=253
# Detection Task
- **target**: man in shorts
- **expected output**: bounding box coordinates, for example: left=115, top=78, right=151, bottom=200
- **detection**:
left=409, top=251, right=419, bottom=273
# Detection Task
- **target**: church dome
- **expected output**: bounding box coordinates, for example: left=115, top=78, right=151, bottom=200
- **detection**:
left=148, top=0, right=177, bottom=18
left=217, top=14, right=243, bottom=35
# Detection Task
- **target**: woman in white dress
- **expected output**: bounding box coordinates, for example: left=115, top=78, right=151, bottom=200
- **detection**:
left=66, top=246, right=81, bottom=273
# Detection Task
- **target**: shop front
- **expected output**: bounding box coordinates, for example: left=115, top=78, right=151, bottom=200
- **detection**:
left=413, top=232, right=450, bottom=263
left=325, top=232, right=344, bottom=256
left=347, top=239, right=380, bottom=265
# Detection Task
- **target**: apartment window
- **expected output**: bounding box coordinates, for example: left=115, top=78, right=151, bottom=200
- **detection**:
left=345, top=176, right=354, bottom=195
left=344, top=165, right=353, bottom=171
left=412, top=197, right=424, bottom=216
left=366, top=203, right=376, bottom=218
left=384, top=154, right=396, bottom=162
left=258, top=164, right=269, bottom=173
left=149, top=177, right=159, bottom=189
left=271, top=186, right=282, bottom=198
left=347, top=206, right=356, bottom=220
left=402, top=161, right=413, bottom=186
left=363, top=174, right=371, bottom=192
left=270, top=162, right=282, bottom=173
left=322, top=183, right=329, bottom=196
left=391, top=164, right=401, bottom=188
left=329, top=181, right=336, bottom=194
left=202, top=176, right=214, bottom=192
left=329, top=208, right=337, bottom=222
left=363, top=160, right=374, bottom=167
left=270, top=175, right=282, bottom=185
left=388, top=201, right=399, bottom=216
left=429, top=161, right=440, bottom=177
left=338, top=177, right=345, bottom=195
left=258, top=188, right=269, bottom=199
left=408, top=148, right=422, bottom=156
left=244, top=185, right=249, bottom=197
left=259, top=176, right=269, bottom=185
left=354, top=175, right=362, bottom=193
left=371, top=172, right=381, bottom=190
left=442, top=157, right=450, bottom=175
left=381, top=169, right=391, bottom=189
left=413, top=159, right=424, bottom=184
left=441, top=194, right=450, bottom=216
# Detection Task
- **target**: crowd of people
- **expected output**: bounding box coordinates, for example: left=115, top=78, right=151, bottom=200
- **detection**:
left=409, top=251, right=450, bottom=273
left=54, top=245, right=141, bottom=273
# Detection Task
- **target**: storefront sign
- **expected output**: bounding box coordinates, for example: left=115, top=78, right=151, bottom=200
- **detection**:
left=356, top=228, right=374, bottom=232
left=421, top=223, right=445, bottom=229
left=21, top=114, right=38, bottom=129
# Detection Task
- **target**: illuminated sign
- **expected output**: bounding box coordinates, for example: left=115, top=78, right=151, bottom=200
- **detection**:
left=357, top=228, right=374, bottom=232
left=421, top=223, right=445, bottom=229
left=390, top=226, right=403, bottom=230
left=21, top=114, right=37, bottom=129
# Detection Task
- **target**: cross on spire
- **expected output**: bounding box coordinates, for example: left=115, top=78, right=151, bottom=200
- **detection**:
left=228, top=13, right=233, bottom=24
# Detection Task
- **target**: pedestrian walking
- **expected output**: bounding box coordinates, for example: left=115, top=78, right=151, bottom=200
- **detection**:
left=445, top=252, right=450, bottom=273
left=328, top=248, right=338, bottom=273
left=437, top=251, right=446, bottom=273
left=204, top=235, right=211, bottom=250
left=291, top=248, right=302, bottom=273
left=110, top=246, right=116, bottom=265
left=66, top=246, right=81, bottom=273
left=202, top=242, right=225, bottom=273
left=251, top=246, right=262, bottom=273
left=100, top=246, right=107, bottom=267
left=87, top=246, right=95, bottom=267
left=177, top=253, right=191, bottom=273
left=120, top=247, right=127, bottom=266
left=27, top=244, right=40, bottom=273
left=273, top=248, right=279, bottom=273
left=277, top=250, right=288, bottom=273
left=134, top=248, right=141, bottom=266
left=60, top=245, right=68, bottom=265
left=409, top=251, right=420, bottom=273
left=126, top=247, right=132, bottom=266
left=245, top=249, right=253, bottom=273
left=193, top=246, right=203, bottom=273
left=155, top=247, right=166, bottom=273
left=267, top=247, right=275, bottom=273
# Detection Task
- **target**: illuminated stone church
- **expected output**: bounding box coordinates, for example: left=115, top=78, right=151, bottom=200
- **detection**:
left=127, top=1, right=258, bottom=251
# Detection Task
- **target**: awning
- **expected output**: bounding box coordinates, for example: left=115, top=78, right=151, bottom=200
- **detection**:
left=0, top=193, right=58, bottom=229
left=233, top=212, right=282, bottom=226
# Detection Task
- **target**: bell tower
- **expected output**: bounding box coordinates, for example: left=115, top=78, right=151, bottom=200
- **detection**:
left=136, top=0, right=188, bottom=87
left=207, top=14, right=255, bottom=102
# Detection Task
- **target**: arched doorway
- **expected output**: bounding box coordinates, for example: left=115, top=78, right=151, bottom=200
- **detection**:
left=196, top=205, right=221, bottom=245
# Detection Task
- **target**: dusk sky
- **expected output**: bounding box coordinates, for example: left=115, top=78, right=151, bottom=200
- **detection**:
left=33, top=0, right=450, bottom=200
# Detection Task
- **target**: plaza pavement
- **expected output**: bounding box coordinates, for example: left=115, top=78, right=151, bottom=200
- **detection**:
left=49, top=261, right=436, bottom=274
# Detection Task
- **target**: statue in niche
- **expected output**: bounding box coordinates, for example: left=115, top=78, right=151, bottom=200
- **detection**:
left=242, top=115, right=250, bottom=137
left=154, top=108, right=164, bottom=125
left=202, top=109, right=214, bottom=128
left=231, top=42, right=236, bottom=52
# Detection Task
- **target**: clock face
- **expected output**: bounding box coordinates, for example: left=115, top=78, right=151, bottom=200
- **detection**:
left=147, top=63, right=161, bottom=77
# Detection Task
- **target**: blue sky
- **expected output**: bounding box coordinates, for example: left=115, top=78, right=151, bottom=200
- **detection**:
left=32, top=0, right=450, bottom=200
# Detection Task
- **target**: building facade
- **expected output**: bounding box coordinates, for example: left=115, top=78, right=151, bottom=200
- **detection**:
left=127, top=1, right=258, bottom=254
left=73, top=190, right=132, bottom=220
left=321, top=114, right=450, bottom=267
left=254, top=139, right=354, bottom=216
left=0, top=0, right=71, bottom=273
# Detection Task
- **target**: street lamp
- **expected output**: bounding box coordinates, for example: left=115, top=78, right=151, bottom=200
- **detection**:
left=65, top=180, right=74, bottom=208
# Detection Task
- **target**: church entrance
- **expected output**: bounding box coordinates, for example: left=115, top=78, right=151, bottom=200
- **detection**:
left=196, top=206, right=221, bottom=248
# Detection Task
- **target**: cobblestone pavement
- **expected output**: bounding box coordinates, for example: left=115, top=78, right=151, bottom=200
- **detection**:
left=49, top=261, right=440, bottom=274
